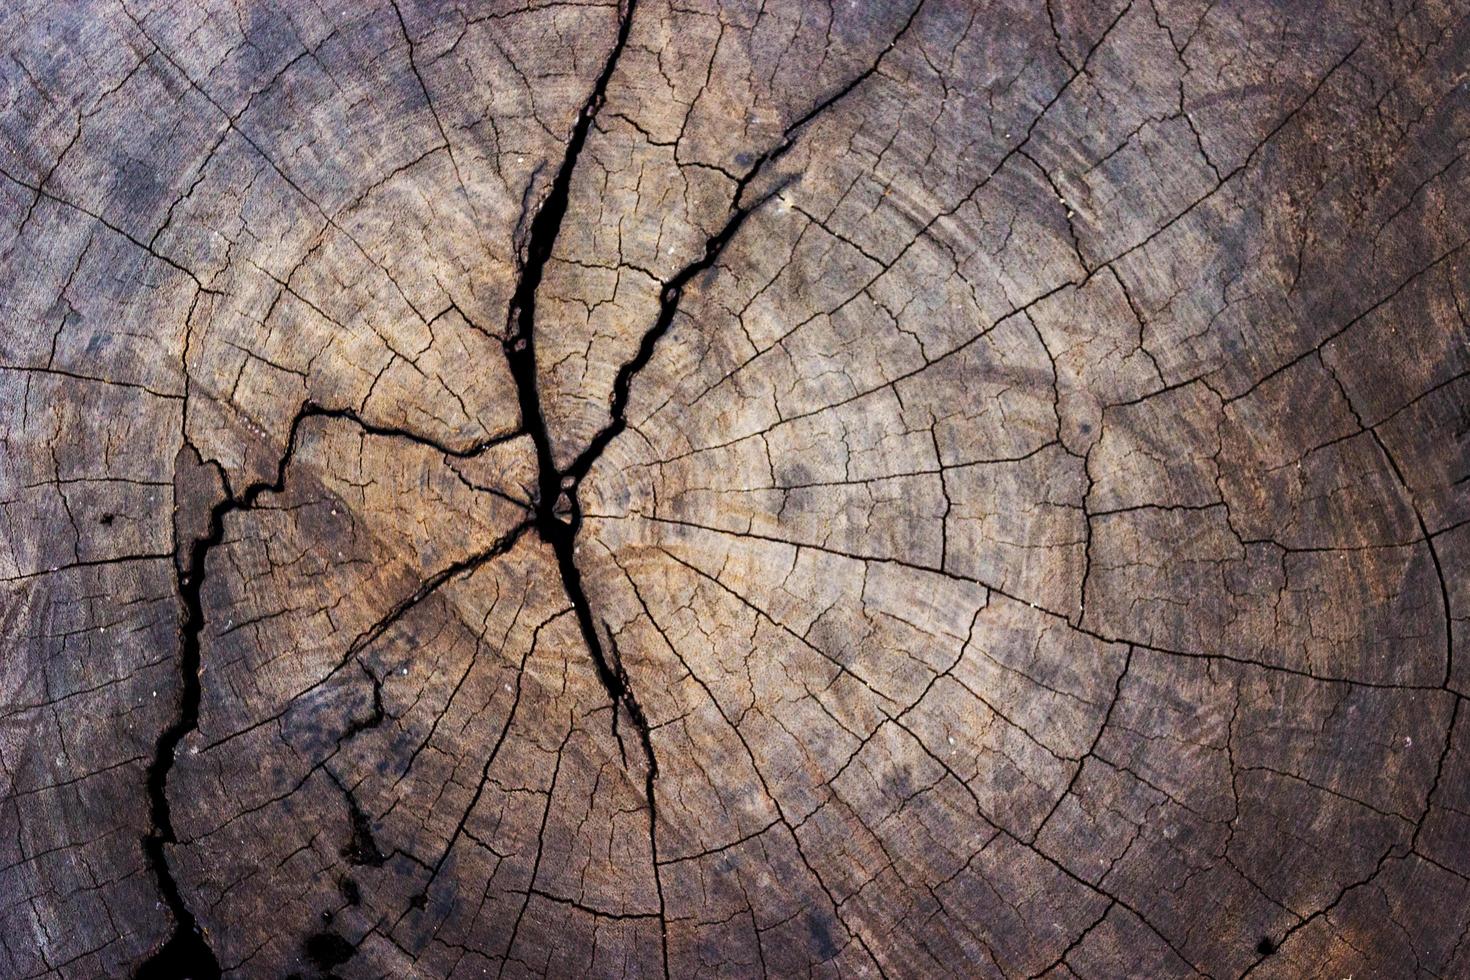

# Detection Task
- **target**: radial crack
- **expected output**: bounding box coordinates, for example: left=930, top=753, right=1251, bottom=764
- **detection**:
left=497, top=0, right=658, bottom=772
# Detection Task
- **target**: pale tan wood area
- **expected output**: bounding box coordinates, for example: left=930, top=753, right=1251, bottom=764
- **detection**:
left=2, top=1, right=1469, bottom=977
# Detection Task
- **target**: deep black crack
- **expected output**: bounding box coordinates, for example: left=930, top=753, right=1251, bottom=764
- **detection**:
left=140, top=0, right=909, bottom=969
left=139, top=403, right=517, bottom=978
left=500, top=0, right=655, bottom=772
left=137, top=465, right=234, bottom=979
left=490, top=12, right=919, bottom=974
left=561, top=198, right=774, bottom=488
left=501, top=0, right=797, bottom=776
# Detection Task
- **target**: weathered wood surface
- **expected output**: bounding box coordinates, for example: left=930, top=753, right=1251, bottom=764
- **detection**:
left=2, top=0, right=1469, bottom=976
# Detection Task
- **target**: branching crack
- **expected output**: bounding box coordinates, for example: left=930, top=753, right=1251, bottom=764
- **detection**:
left=139, top=402, right=525, bottom=978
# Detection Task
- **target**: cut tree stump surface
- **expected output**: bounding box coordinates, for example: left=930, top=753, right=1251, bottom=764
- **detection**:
left=3, top=0, right=1469, bottom=977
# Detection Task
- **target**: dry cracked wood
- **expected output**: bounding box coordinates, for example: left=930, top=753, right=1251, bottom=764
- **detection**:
left=2, top=0, right=1469, bottom=976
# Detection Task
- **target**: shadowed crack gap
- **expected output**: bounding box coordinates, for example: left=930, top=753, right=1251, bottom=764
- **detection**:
left=134, top=442, right=317, bottom=978
left=138, top=407, right=354, bottom=979
left=138, top=403, right=523, bottom=979
left=143, top=0, right=915, bottom=971
left=136, top=459, right=224, bottom=980
left=500, top=0, right=653, bottom=770
left=491, top=7, right=925, bottom=971
left=502, top=0, right=808, bottom=755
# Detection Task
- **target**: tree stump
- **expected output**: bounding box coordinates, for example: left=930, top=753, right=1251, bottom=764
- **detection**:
left=3, top=0, right=1468, bottom=977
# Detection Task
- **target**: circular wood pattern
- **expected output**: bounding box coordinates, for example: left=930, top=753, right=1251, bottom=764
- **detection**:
left=3, top=1, right=1469, bottom=977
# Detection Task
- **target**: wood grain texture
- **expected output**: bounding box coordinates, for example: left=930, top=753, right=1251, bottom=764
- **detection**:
left=2, top=0, right=1469, bottom=977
